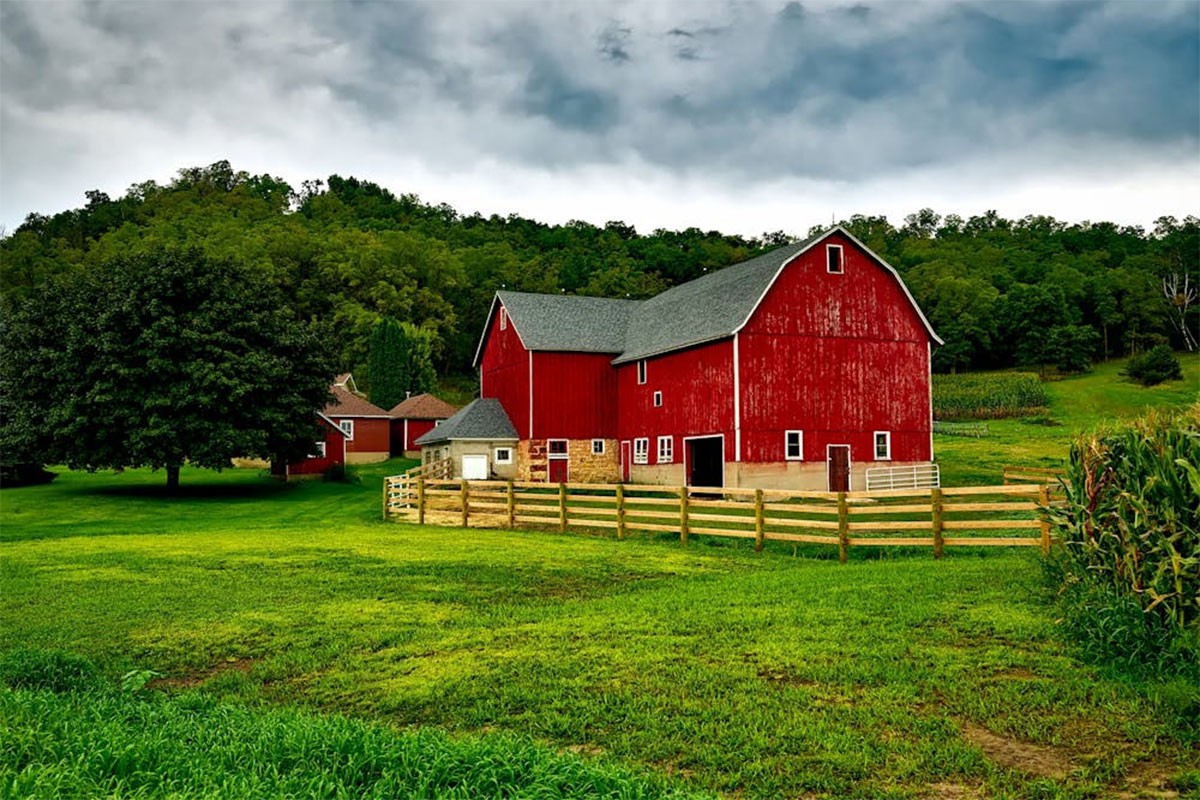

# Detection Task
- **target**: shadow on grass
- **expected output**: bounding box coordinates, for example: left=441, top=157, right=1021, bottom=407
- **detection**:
left=76, top=480, right=299, bottom=503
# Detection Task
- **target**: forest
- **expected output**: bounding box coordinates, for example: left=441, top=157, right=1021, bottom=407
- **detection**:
left=2, top=160, right=1195, bottom=389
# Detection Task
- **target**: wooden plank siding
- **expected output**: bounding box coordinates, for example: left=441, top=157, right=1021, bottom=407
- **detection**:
left=739, top=230, right=932, bottom=465
left=478, top=302, right=532, bottom=439
left=531, top=351, right=619, bottom=439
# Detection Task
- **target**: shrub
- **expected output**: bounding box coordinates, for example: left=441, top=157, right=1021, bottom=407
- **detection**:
left=932, top=372, right=1049, bottom=420
left=0, top=649, right=103, bottom=693
left=1047, top=407, right=1200, bottom=675
left=1124, top=345, right=1184, bottom=386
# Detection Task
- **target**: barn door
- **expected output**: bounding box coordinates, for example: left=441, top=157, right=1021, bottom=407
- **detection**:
left=548, top=457, right=569, bottom=483
left=619, top=441, right=631, bottom=482
left=827, top=446, right=851, bottom=492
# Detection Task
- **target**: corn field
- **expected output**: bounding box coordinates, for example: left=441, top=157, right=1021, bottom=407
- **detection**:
left=1049, top=407, right=1200, bottom=670
left=932, top=372, right=1049, bottom=420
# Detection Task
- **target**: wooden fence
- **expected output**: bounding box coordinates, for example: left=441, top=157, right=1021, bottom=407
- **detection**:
left=1003, top=465, right=1066, bottom=485
left=384, top=478, right=1057, bottom=561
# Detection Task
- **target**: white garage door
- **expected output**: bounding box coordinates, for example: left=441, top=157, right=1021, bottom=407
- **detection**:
left=462, top=455, right=488, bottom=480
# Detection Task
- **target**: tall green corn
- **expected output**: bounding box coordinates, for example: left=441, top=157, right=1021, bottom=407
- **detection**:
left=933, top=372, right=1049, bottom=420
left=1050, top=407, right=1199, bottom=661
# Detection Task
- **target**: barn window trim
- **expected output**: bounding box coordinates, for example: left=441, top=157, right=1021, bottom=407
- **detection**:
left=633, top=438, right=649, bottom=464
left=827, top=244, right=843, bottom=274
left=874, top=431, right=891, bottom=461
left=785, top=430, right=803, bottom=461
left=637, top=360, right=647, bottom=385
left=494, top=447, right=513, bottom=465
left=312, top=440, right=327, bottom=458
left=339, top=419, right=354, bottom=438
left=499, top=307, right=508, bottom=330
left=653, top=391, right=663, bottom=407
left=548, top=439, right=568, bottom=456
left=657, top=436, right=674, bottom=464
left=591, top=439, right=605, bottom=455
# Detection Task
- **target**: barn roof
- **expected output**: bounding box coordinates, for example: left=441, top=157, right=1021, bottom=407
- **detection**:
left=472, top=227, right=940, bottom=367
left=324, top=385, right=390, bottom=418
left=489, top=291, right=638, bottom=355
left=414, top=398, right=518, bottom=446
left=388, top=393, right=457, bottom=420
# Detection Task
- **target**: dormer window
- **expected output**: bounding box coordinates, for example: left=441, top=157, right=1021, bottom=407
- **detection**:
left=827, top=245, right=843, bottom=274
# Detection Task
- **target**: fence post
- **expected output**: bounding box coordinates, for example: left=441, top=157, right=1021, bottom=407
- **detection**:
left=382, top=477, right=390, bottom=520
left=506, top=480, right=515, bottom=529
left=754, top=489, right=765, bottom=552
left=837, top=492, right=849, bottom=564
left=616, top=484, right=625, bottom=539
left=931, top=487, right=944, bottom=560
left=461, top=480, right=469, bottom=528
left=417, top=477, right=426, bottom=525
left=1038, top=485, right=1051, bottom=555
left=559, top=483, right=568, bottom=533
left=679, top=486, right=689, bottom=546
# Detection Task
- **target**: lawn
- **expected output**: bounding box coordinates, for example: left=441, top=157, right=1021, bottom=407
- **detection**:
left=2, top=357, right=1197, bottom=798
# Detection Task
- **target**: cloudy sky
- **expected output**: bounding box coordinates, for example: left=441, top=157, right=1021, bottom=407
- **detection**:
left=1, top=0, right=1197, bottom=237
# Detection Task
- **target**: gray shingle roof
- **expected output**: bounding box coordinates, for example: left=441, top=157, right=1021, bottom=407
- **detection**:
left=614, top=233, right=821, bottom=364
left=414, top=398, right=517, bottom=446
left=472, top=227, right=940, bottom=368
left=493, top=291, right=639, bottom=354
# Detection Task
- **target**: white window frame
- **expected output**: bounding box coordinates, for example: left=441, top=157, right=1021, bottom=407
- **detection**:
left=494, top=446, right=513, bottom=465
left=637, top=360, right=647, bottom=385
left=548, top=439, right=568, bottom=456
left=591, top=439, right=605, bottom=455
left=312, top=440, right=327, bottom=458
left=339, top=419, right=354, bottom=438
left=874, top=431, right=892, bottom=461
left=633, top=437, right=649, bottom=464
left=657, top=436, right=674, bottom=464
left=827, top=244, right=844, bottom=274
left=653, top=391, right=663, bottom=408
left=499, top=307, right=508, bottom=330
left=785, top=430, right=803, bottom=461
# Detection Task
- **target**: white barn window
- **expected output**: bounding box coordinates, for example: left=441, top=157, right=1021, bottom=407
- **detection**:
left=827, top=244, right=844, bottom=274
left=874, top=431, right=891, bottom=460
left=633, top=438, right=649, bottom=464
left=657, top=436, right=674, bottom=464
left=785, top=430, right=803, bottom=461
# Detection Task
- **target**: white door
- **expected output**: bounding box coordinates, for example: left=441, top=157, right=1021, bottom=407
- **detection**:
left=462, top=455, right=488, bottom=480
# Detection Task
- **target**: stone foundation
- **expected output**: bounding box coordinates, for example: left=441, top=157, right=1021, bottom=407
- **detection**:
left=518, top=439, right=619, bottom=483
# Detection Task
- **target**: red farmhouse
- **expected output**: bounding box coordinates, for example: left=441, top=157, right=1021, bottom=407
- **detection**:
left=324, top=384, right=391, bottom=464
left=389, top=393, right=458, bottom=457
left=272, top=413, right=350, bottom=480
left=466, top=227, right=941, bottom=491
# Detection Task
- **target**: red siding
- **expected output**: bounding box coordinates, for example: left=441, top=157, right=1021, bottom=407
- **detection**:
left=531, top=352, right=618, bottom=439
left=288, top=420, right=346, bottom=475
left=616, top=339, right=736, bottom=461
left=333, top=417, right=390, bottom=455
left=738, top=231, right=932, bottom=464
left=479, top=304, right=531, bottom=439
left=390, top=418, right=437, bottom=453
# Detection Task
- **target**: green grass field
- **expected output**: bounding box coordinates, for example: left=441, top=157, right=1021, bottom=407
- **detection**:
left=2, top=356, right=1197, bottom=798
left=934, top=355, right=1199, bottom=485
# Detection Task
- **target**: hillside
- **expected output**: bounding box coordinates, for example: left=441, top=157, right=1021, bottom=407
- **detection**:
left=2, top=161, right=1195, bottom=393
left=934, top=355, right=1199, bottom=484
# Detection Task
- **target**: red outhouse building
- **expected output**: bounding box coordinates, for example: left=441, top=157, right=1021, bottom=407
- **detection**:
left=463, top=227, right=941, bottom=491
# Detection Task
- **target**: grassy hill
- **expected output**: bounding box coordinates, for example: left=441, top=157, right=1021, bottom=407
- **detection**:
left=934, top=354, right=1198, bottom=484
left=1, top=355, right=1197, bottom=798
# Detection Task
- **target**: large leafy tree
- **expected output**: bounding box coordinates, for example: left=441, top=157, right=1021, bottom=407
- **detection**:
left=1, top=248, right=334, bottom=488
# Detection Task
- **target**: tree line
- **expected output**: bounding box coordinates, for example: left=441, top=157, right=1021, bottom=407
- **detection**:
left=3, top=160, right=1196, bottom=385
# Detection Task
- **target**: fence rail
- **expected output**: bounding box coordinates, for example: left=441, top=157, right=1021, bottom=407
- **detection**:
left=1002, top=465, right=1065, bottom=485
left=864, top=463, right=940, bottom=492
left=384, top=477, right=1058, bottom=561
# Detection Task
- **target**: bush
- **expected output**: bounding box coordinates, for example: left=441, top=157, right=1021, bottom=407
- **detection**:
left=932, top=372, right=1049, bottom=420
left=1124, top=345, right=1184, bottom=386
left=1047, top=408, right=1200, bottom=675
left=0, top=649, right=103, bottom=693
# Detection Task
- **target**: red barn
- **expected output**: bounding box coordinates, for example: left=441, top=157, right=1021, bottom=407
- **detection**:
left=272, top=413, right=349, bottom=480
left=324, top=384, right=392, bottom=464
left=388, top=393, right=458, bottom=457
left=469, top=227, right=941, bottom=491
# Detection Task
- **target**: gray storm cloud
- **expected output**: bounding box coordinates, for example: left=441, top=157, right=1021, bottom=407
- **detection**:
left=0, top=0, right=1196, bottom=227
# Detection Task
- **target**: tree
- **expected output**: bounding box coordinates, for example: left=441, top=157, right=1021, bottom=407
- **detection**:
left=398, top=322, right=438, bottom=397
left=0, top=248, right=334, bottom=489
left=367, top=317, right=405, bottom=409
